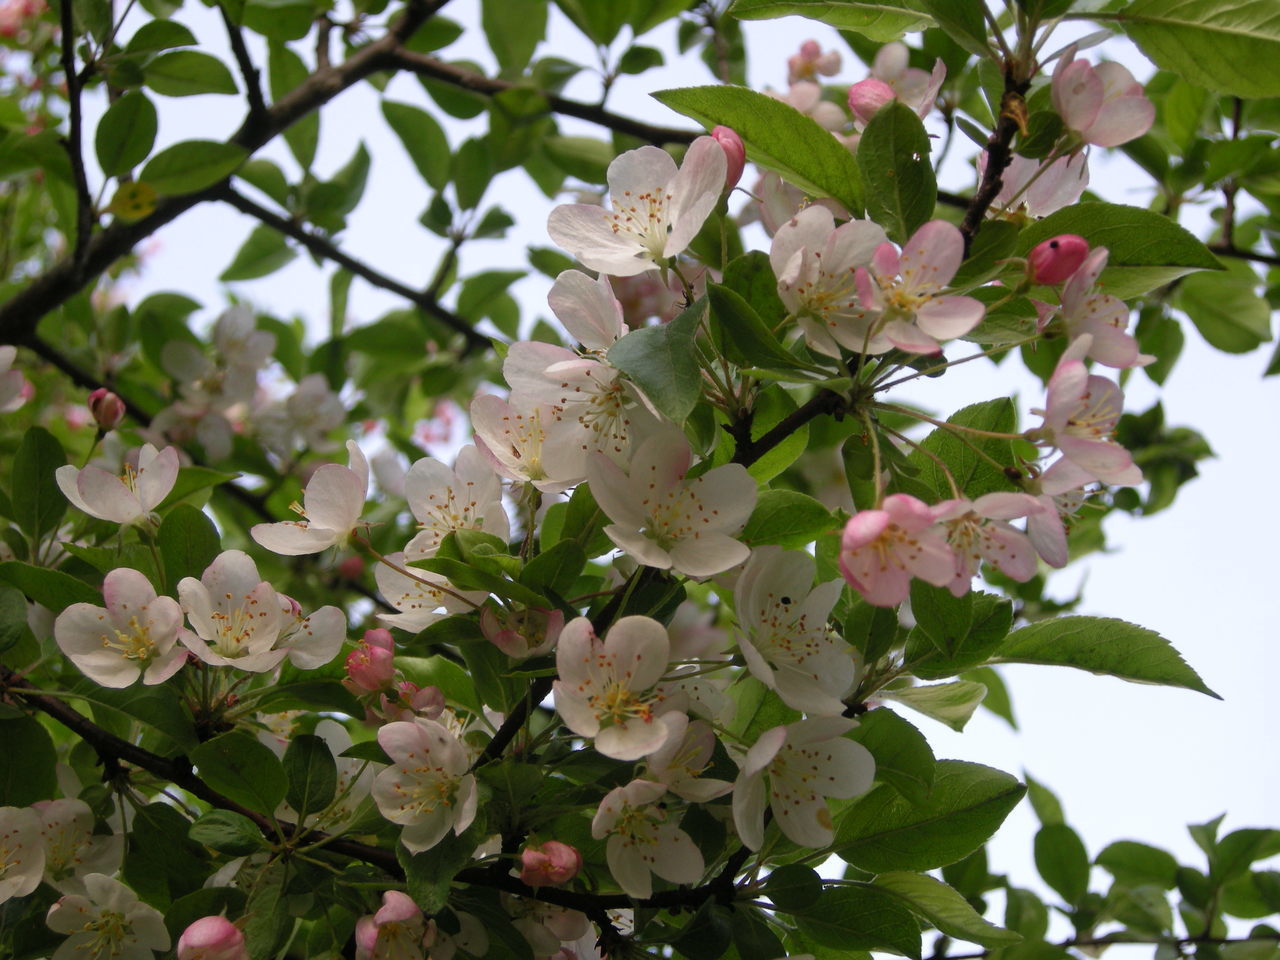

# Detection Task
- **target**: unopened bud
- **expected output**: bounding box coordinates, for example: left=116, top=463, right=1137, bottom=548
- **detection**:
left=520, top=841, right=583, bottom=887
left=710, top=126, right=746, bottom=192
left=343, top=629, right=396, bottom=695
left=1029, top=234, right=1089, bottom=285
left=847, top=78, right=896, bottom=125
left=86, top=388, right=125, bottom=431
left=177, top=916, right=248, bottom=960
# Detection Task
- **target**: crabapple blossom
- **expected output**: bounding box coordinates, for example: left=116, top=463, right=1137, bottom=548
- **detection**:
left=732, top=717, right=875, bottom=850
left=54, top=567, right=186, bottom=688
left=1051, top=46, right=1154, bottom=148
left=176, top=917, right=249, bottom=960
left=46, top=872, right=170, bottom=960
left=481, top=603, right=564, bottom=659
left=642, top=712, right=733, bottom=802
left=1025, top=488, right=1083, bottom=569
left=553, top=615, right=681, bottom=761
left=354, top=890, right=426, bottom=960
left=372, top=717, right=478, bottom=853
left=470, top=394, right=569, bottom=492
left=0, top=344, right=29, bottom=412
left=35, top=799, right=123, bottom=894
left=931, top=493, right=1049, bottom=595
left=251, top=439, right=368, bottom=555
left=367, top=681, right=446, bottom=725
left=549, top=269, right=625, bottom=351
left=749, top=171, right=849, bottom=238
left=734, top=546, right=855, bottom=716
left=520, top=841, right=583, bottom=887
left=787, top=39, right=840, bottom=84
left=770, top=205, right=887, bottom=357
left=1055, top=247, right=1153, bottom=369
left=0, top=806, right=44, bottom=904
left=1032, top=335, right=1143, bottom=494
left=547, top=137, right=726, bottom=276
left=87, top=388, right=126, bottom=431
left=586, top=428, right=757, bottom=579
left=373, top=551, right=485, bottom=633
left=855, top=221, right=985, bottom=355
left=423, top=911, right=489, bottom=960
left=56, top=442, right=179, bottom=525
left=254, top=372, right=345, bottom=455
left=839, top=493, right=956, bottom=607
left=402, top=445, right=509, bottom=560
left=986, top=152, right=1090, bottom=219
left=177, top=550, right=346, bottom=672
left=343, top=628, right=397, bottom=694
left=848, top=44, right=945, bottom=126
left=592, top=779, right=705, bottom=899
left=711, top=126, right=746, bottom=191
left=770, top=81, right=848, bottom=133
left=1029, top=235, right=1089, bottom=285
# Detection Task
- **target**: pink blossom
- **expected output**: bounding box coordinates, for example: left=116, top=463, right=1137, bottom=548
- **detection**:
left=931, top=493, right=1046, bottom=595
left=369, top=681, right=446, bottom=724
left=251, top=440, right=368, bottom=555
left=372, top=718, right=478, bottom=853
left=87, top=388, right=126, bottom=431
left=1029, top=234, right=1089, bottom=285
left=520, top=841, right=583, bottom=887
left=787, top=39, right=841, bottom=85
left=176, top=917, right=248, bottom=960
left=481, top=604, right=564, bottom=659
left=986, top=152, right=1090, bottom=219
left=355, top=891, right=426, bottom=960
left=839, top=494, right=955, bottom=607
left=849, top=43, right=945, bottom=126
left=1056, top=248, right=1153, bottom=369
left=550, top=269, right=626, bottom=350
left=1051, top=46, right=1154, bottom=148
left=847, top=78, right=897, bottom=125
left=769, top=81, right=847, bottom=132
left=56, top=443, right=179, bottom=526
left=711, top=125, right=746, bottom=191
left=343, top=628, right=396, bottom=694
left=0, top=346, right=29, bottom=412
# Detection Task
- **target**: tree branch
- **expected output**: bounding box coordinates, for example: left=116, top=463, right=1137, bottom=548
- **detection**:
left=386, top=50, right=699, bottom=146
left=217, top=185, right=490, bottom=353
left=959, top=66, right=1032, bottom=252
left=1209, top=243, right=1280, bottom=269
left=220, top=5, right=268, bottom=121
left=57, top=0, right=95, bottom=275
left=731, top=388, right=847, bottom=467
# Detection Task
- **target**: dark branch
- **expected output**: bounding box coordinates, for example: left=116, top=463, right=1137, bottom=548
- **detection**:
left=958, top=66, right=1032, bottom=252
left=731, top=388, right=847, bottom=467
left=220, top=5, right=268, bottom=120
left=217, top=185, right=490, bottom=353
left=1210, top=243, right=1280, bottom=269
left=386, top=50, right=700, bottom=146
left=57, top=0, right=95, bottom=275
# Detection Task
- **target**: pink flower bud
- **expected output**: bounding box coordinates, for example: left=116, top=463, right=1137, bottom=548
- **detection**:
left=1029, top=234, right=1090, bottom=285
left=177, top=917, right=248, bottom=960
left=86, top=388, right=125, bottom=431
left=520, top=841, right=583, bottom=887
left=710, top=126, right=746, bottom=192
left=847, top=78, right=896, bottom=125
left=343, top=631, right=396, bottom=695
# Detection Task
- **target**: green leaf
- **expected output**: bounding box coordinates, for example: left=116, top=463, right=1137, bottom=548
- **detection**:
left=542, top=135, right=614, bottom=184
left=481, top=0, right=547, bottom=73
left=874, top=872, right=1022, bottom=947
left=836, top=760, right=1026, bottom=871
left=1175, top=260, right=1272, bottom=353
left=856, top=101, right=936, bottom=243
left=397, top=655, right=482, bottom=715
left=0, top=586, right=28, bottom=654
left=399, top=827, right=478, bottom=913
left=520, top=540, right=586, bottom=597
left=189, top=809, right=265, bottom=855
left=125, top=19, right=198, bottom=53
left=1014, top=202, right=1221, bottom=298
left=73, top=680, right=199, bottom=757
left=1097, top=840, right=1180, bottom=889
left=728, top=0, right=932, bottom=40
left=908, top=581, right=972, bottom=655
left=156, top=466, right=239, bottom=511
left=220, top=224, right=297, bottom=282
left=242, top=0, right=314, bottom=41
left=883, top=679, right=988, bottom=731
left=992, top=616, right=1220, bottom=697
left=144, top=51, right=238, bottom=97
left=741, top=490, right=835, bottom=549
left=1035, top=823, right=1090, bottom=905
left=706, top=282, right=812, bottom=372
left=915, top=0, right=990, bottom=56
left=849, top=708, right=936, bottom=805
left=268, top=42, right=317, bottom=169
left=453, top=137, right=493, bottom=210
left=12, top=426, right=67, bottom=544
left=236, top=158, right=290, bottom=207
left=382, top=100, right=450, bottom=190
left=140, top=140, right=246, bottom=196
left=907, top=591, right=1014, bottom=680
left=729, top=674, right=802, bottom=743
left=1120, top=0, right=1280, bottom=99
left=766, top=864, right=824, bottom=910
left=908, top=398, right=1018, bottom=500
left=0, top=561, right=100, bottom=612
left=157, top=503, right=220, bottom=586
left=789, top=884, right=922, bottom=958
left=0, top=717, right=57, bottom=805
left=606, top=296, right=704, bottom=423
left=652, top=85, right=863, bottom=213
left=282, top=734, right=338, bottom=818
left=95, top=91, right=158, bottom=176
left=190, top=731, right=288, bottom=815
left=1025, top=773, right=1064, bottom=826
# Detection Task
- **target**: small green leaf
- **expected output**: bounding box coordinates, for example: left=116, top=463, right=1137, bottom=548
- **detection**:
left=1176, top=260, right=1272, bottom=354
left=0, top=587, right=28, bottom=654
left=789, top=884, right=922, bottom=958
left=857, top=101, right=936, bottom=243
left=95, top=91, right=158, bottom=176
left=992, top=616, right=1220, bottom=697
left=1025, top=773, right=1065, bottom=826
left=1035, top=823, right=1090, bottom=905
left=399, top=827, right=479, bottom=913
left=741, top=490, right=835, bottom=549
left=0, top=561, right=100, bottom=612
left=606, top=296, right=705, bottom=423
left=382, top=100, right=451, bottom=190
left=883, top=679, right=988, bottom=731
left=765, top=864, right=824, bottom=910
left=907, top=591, right=1013, bottom=680
left=652, top=85, right=863, bottom=213
left=144, top=51, right=238, bottom=97
left=874, top=871, right=1022, bottom=947
left=189, top=809, right=265, bottom=855
left=268, top=41, right=317, bottom=169
left=220, top=224, right=297, bottom=282
left=0, top=717, right=57, bottom=805
left=728, top=0, right=932, bottom=40
left=157, top=503, right=220, bottom=586
left=836, top=760, right=1026, bottom=872
left=191, top=731, right=288, bottom=815
left=12, top=426, right=67, bottom=544
left=125, top=19, right=197, bottom=53
left=481, top=0, right=547, bottom=73
left=520, top=540, right=586, bottom=597
left=242, top=0, right=314, bottom=41
left=283, top=733, right=338, bottom=816
left=850, top=708, right=936, bottom=805
left=140, top=140, right=246, bottom=196
left=907, top=398, right=1018, bottom=500
left=1097, top=840, right=1180, bottom=890
left=707, top=282, right=811, bottom=372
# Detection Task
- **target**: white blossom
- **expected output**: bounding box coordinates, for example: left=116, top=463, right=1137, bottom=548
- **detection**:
left=46, top=872, right=170, bottom=960
left=591, top=779, right=704, bottom=899
left=372, top=718, right=478, bottom=854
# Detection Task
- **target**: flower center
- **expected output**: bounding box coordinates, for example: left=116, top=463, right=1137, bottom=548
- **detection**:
left=589, top=681, right=659, bottom=728
left=101, top=615, right=154, bottom=662
left=606, top=187, right=672, bottom=261
left=80, top=909, right=130, bottom=960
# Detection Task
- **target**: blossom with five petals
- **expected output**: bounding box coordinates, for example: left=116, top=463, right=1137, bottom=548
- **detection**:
left=0, top=806, right=43, bottom=905
left=35, top=798, right=124, bottom=894
left=986, top=152, right=1090, bottom=219
left=642, top=712, right=733, bottom=802
left=1051, top=46, right=1154, bottom=148
left=553, top=615, right=681, bottom=761
left=547, top=137, right=726, bottom=277
left=374, top=551, right=485, bottom=633
left=372, top=717, right=478, bottom=853
left=46, top=872, right=170, bottom=960
left=252, top=440, right=368, bottom=555
left=56, top=443, right=179, bottom=526
left=1056, top=247, right=1153, bottom=369
left=354, top=890, right=426, bottom=960
left=591, top=779, right=704, bottom=899
left=839, top=493, right=956, bottom=607
left=54, top=567, right=186, bottom=688
left=930, top=493, right=1049, bottom=595
left=403, top=445, right=509, bottom=560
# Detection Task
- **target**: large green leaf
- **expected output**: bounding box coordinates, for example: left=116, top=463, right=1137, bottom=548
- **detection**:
left=882, top=679, right=988, bottom=731
left=908, top=398, right=1019, bottom=500
left=1014, top=202, right=1221, bottom=298
left=874, top=872, right=1022, bottom=947
left=11, top=426, right=67, bottom=544
left=191, top=731, right=288, bottom=814
left=140, top=141, right=246, bottom=196
left=1120, top=0, right=1280, bottom=99
left=849, top=708, right=936, bottom=805
left=95, top=91, right=158, bottom=176
left=728, top=0, right=932, bottom=40
left=73, top=680, right=200, bottom=757
left=836, top=760, right=1025, bottom=871
left=1175, top=259, right=1272, bottom=353
left=606, top=296, right=704, bottom=423
left=856, top=100, right=936, bottom=243
left=652, top=86, right=863, bottom=213
left=143, top=51, right=238, bottom=97
left=0, top=561, right=99, bottom=612
left=991, top=616, right=1219, bottom=697
left=788, top=884, right=922, bottom=957
left=381, top=100, right=451, bottom=190
left=741, top=490, right=836, bottom=548
left=0, top=717, right=57, bottom=805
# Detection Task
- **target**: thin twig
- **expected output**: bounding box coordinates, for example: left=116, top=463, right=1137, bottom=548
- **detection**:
left=57, top=0, right=95, bottom=275
left=959, top=65, right=1032, bottom=251
left=220, top=5, right=268, bottom=121
left=731, top=388, right=847, bottom=467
